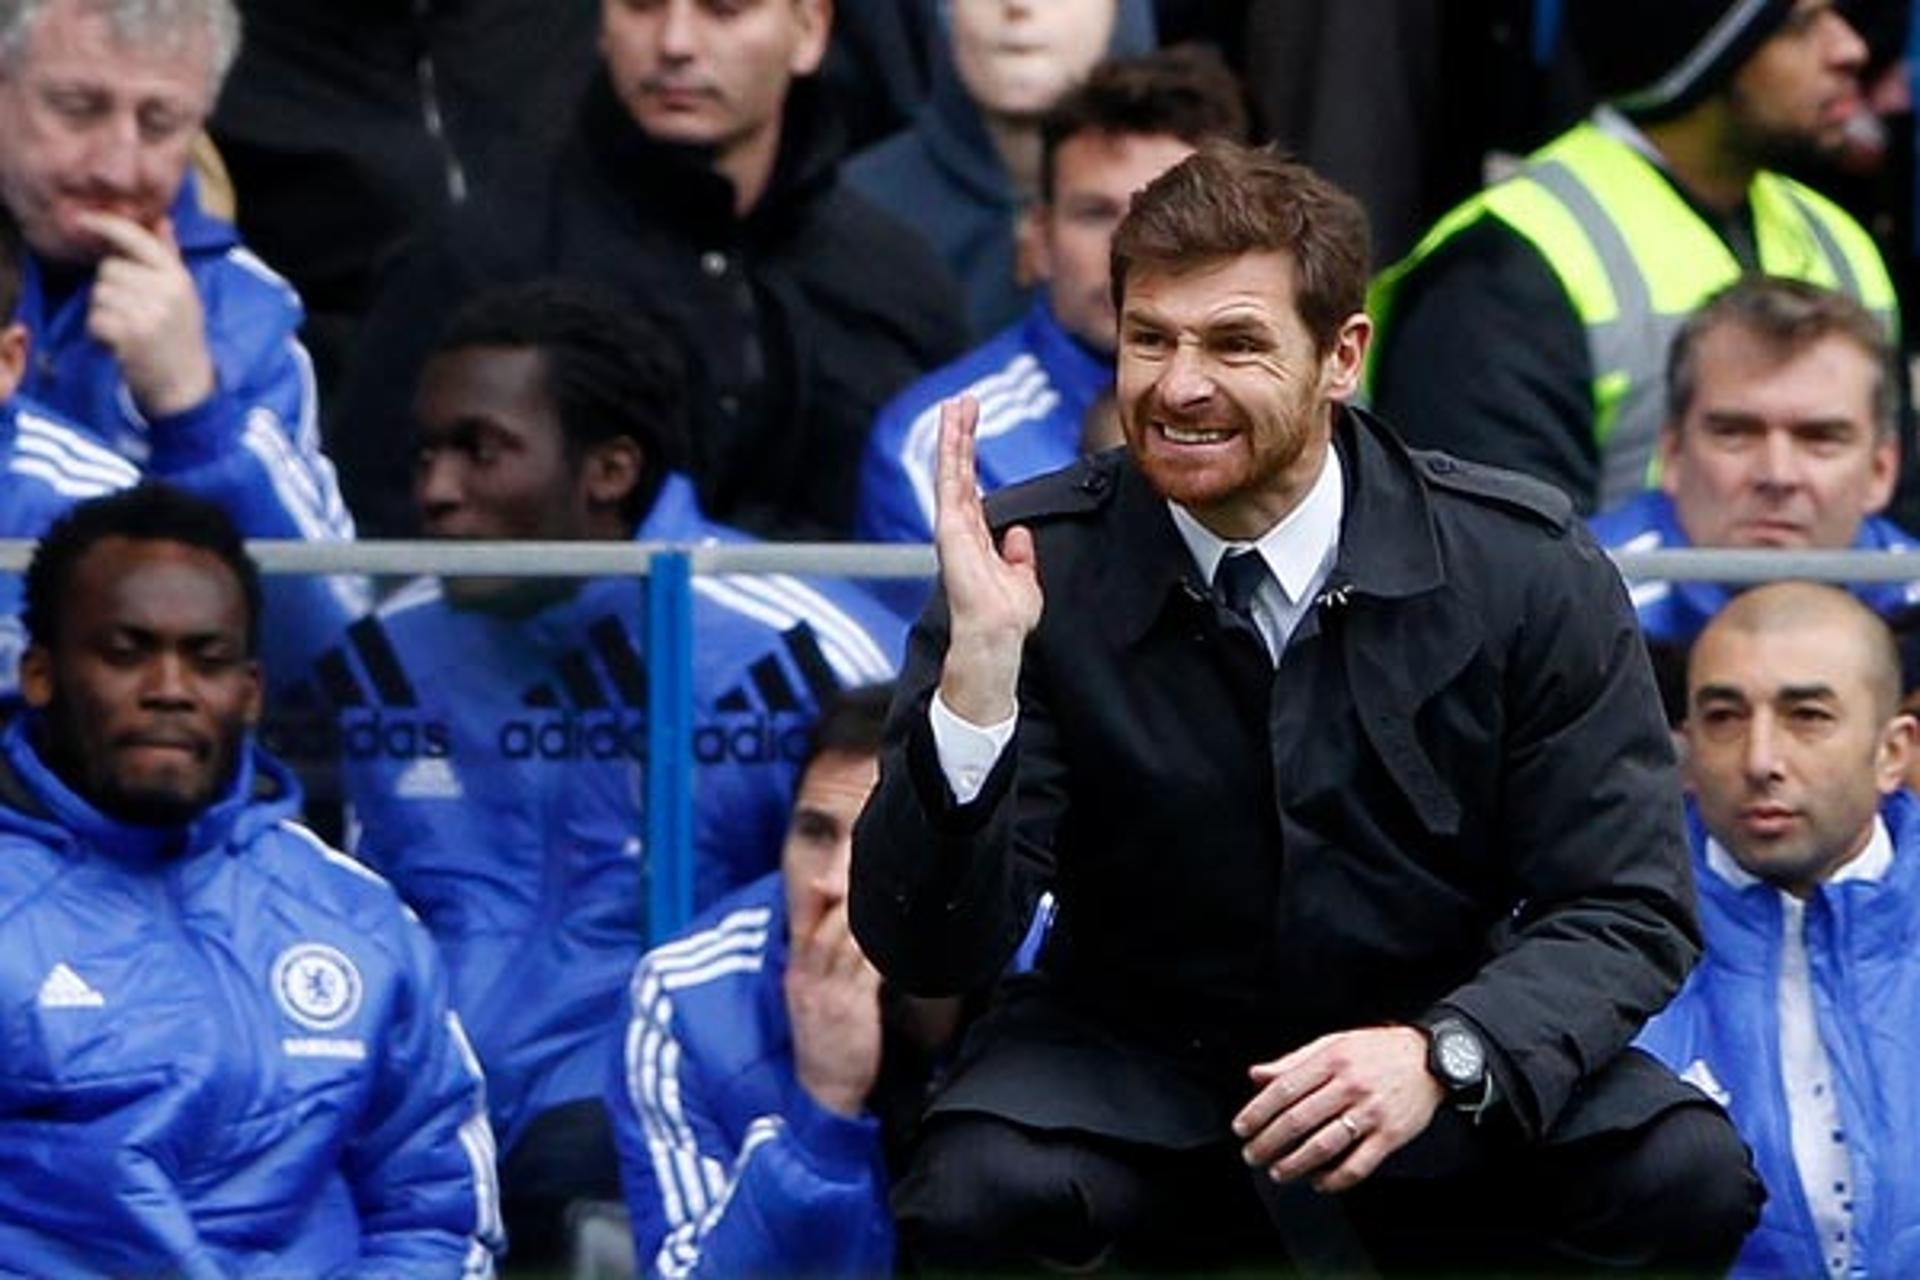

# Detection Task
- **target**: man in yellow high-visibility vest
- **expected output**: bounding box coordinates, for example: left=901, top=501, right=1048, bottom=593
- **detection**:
left=1369, top=0, right=1896, bottom=515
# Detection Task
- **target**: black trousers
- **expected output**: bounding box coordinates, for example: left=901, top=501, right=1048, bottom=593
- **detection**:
left=497, top=1098, right=622, bottom=1271
left=893, top=1099, right=1762, bottom=1274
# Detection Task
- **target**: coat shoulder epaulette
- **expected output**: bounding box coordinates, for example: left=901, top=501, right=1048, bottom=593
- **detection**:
left=983, top=450, right=1120, bottom=531
left=1411, top=450, right=1572, bottom=533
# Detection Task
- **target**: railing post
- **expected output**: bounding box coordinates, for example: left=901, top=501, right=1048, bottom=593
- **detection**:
left=646, top=547, right=695, bottom=941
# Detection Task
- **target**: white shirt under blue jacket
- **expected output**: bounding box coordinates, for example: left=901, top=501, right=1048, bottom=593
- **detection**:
left=0, top=715, right=501, bottom=1276
left=856, top=297, right=1112, bottom=545
left=1637, top=791, right=1920, bottom=1278
left=13, top=175, right=365, bottom=692
left=608, top=872, right=892, bottom=1278
left=334, top=474, right=906, bottom=1156
left=1588, top=490, right=1920, bottom=645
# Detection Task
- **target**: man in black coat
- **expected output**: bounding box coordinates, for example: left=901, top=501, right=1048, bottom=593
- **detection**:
left=849, top=141, right=1763, bottom=1272
left=335, top=0, right=967, bottom=539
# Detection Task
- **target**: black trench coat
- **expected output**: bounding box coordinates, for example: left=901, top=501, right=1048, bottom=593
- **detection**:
left=851, top=405, right=1701, bottom=1149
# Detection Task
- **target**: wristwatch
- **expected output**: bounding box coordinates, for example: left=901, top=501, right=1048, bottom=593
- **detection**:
left=1420, top=1014, right=1498, bottom=1123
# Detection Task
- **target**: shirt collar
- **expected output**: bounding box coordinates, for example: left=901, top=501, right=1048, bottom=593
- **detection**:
left=1705, top=815, right=1895, bottom=893
left=1166, top=444, right=1345, bottom=605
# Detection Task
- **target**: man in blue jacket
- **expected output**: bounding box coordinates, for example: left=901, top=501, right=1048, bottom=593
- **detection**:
left=0, top=203, right=137, bottom=693
left=0, top=483, right=501, bottom=1275
left=331, top=282, right=905, bottom=1267
left=1640, top=581, right=1920, bottom=1278
left=0, top=0, right=362, bottom=691
left=857, top=45, right=1246, bottom=547
left=612, top=682, right=961, bottom=1276
left=1591, top=276, right=1920, bottom=648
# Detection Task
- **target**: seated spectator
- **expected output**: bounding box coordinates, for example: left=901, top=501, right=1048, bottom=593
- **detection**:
left=330, top=282, right=904, bottom=1268
left=846, top=0, right=1153, bottom=339
left=857, top=44, right=1247, bottom=546
left=1368, top=0, right=1895, bottom=516
left=1591, top=276, right=1920, bottom=649
left=0, top=207, right=136, bottom=693
left=0, top=0, right=364, bottom=693
left=1639, top=581, right=1920, bottom=1278
left=610, top=683, right=961, bottom=1276
left=0, top=485, right=500, bottom=1273
left=339, top=0, right=965, bottom=540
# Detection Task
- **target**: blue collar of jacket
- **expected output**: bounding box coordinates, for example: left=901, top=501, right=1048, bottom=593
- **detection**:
left=1602, top=491, right=1920, bottom=641
left=1094, top=404, right=1444, bottom=648
left=1022, top=299, right=1112, bottom=408
left=0, top=712, right=299, bottom=865
left=1685, top=789, right=1920, bottom=970
left=638, top=471, right=742, bottom=545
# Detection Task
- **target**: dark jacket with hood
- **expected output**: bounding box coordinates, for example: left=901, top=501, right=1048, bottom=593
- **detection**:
left=337, top=72, right=967, bottom=539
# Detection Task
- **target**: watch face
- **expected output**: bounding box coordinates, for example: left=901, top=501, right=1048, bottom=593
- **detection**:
left=1436, top=1028, right=1485, bottom=1085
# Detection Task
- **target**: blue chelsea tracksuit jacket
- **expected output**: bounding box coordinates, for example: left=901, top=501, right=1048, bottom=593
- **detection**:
left=608, top=873, right=893, bottom=1278
left=12, top=176, right=365, bottom=690
left=856, top=298, right=1111, bottom=545
left=334, top=474, right=905, bottom=1154
left=0, top=716, right=501, bottom=1277
left=0, top=395, right=139, bottom=692
left=1589, top=490, right=1920, bottom=645
left=1638, top=792, right=1920, bottom=1278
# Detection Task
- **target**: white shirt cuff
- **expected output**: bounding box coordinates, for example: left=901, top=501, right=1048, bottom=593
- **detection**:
left=929, top=690, right=1018, bottom=805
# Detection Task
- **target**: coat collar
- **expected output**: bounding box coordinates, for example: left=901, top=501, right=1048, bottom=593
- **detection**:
left=576, top=68, right=843, bottom=238
left=1102, top=404, right=1444, bottom=648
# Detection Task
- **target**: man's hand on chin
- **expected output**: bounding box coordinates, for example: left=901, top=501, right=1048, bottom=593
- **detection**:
left=1232, top=1025, right=1445, bottom=1193
left=77, top=210, right=215, bottom=418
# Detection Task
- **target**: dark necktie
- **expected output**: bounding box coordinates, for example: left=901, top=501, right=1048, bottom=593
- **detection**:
left=1213, top=549, right=1269, bottom=636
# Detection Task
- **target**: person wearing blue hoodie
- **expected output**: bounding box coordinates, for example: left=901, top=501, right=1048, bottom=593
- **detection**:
left=1590, top=276, right=1920, bottom=652
left=1639, top=582, right=1920, bottom=1279
left=330, top=282, right=906, bottom=1268
left=845, top=0, right=1156, bottom=339
left=0, top=483, right=501, bottom=1276
left=0, top=0, right=364, bottom=693
left=856, top=44, right=1247, bottom=549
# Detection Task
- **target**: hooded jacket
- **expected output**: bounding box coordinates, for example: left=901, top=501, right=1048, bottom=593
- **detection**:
left=335, top=475, right=905, bottom=1154
left=0, top=717, right=501, bottom=1277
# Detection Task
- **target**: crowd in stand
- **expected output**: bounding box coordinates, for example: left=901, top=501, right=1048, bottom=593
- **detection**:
left=7, top=0, right=1920, bottom=1275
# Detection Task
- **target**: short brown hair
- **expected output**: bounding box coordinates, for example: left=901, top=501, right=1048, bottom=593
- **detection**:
left=1666, top=275, right=1894, bottom=439
left=1110, top=141, right=1371, bottom=355
left=1038, top=44, right=1250, bottom=204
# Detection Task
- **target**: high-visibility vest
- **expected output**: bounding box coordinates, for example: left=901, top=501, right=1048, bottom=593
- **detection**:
left=1368, top=121, right=1898, bottom=509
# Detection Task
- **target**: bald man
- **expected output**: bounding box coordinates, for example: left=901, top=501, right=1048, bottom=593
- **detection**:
left=1639, top=582, right=1920, bottom=1279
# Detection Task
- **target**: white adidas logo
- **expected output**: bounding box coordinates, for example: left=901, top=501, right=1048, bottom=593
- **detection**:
left=37, top=963, right=104, bottom=1009
left=394, top=757, right=464, bottom=800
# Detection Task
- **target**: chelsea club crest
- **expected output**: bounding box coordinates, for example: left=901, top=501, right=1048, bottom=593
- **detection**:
left=272, top=943, right=364, bottom=1032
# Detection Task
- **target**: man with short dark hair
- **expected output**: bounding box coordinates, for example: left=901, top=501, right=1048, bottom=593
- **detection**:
left=857, top=44, right=1246, bottom=545
left=1640, top=582, right=1920, bottom=1278
left=0, top=0, right=363, bottom=690
left=853, top=141, right=1759, bottom=1272
left=339, top=0, right=965, bottom=539
left=332, top=281, right=904, bottom=1266
left=610, top=683, right=959, bottom=1275
left=0, top=484, right=501, bottom=1274
left=1592, top=275, right=1920, bottom=646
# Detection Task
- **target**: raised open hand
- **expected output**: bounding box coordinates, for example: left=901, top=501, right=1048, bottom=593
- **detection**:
left=933, top=396, right=1042, bottom=725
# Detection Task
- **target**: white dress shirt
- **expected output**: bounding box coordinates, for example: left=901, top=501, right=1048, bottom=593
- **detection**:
left=931, top=448, right=1345, bottom=803
left=1705, top=820, right=1893, bottom=1280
